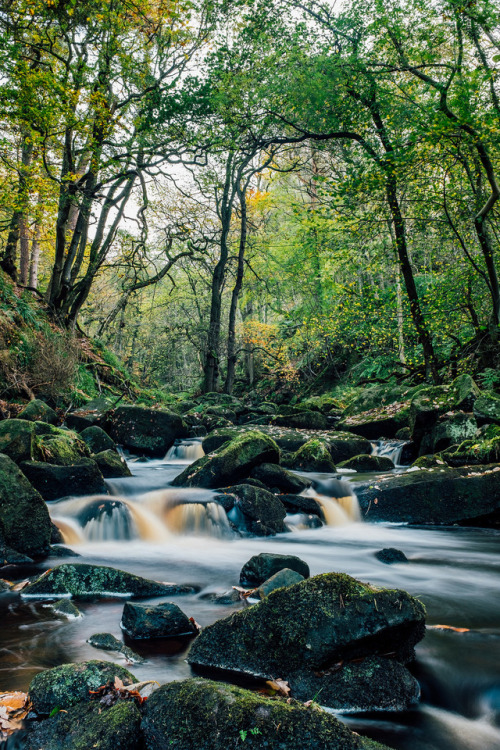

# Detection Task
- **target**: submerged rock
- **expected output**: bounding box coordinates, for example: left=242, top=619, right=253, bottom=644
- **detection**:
left=141, top=678, right=391, bottom=750
left=121, top=601, right=196, bottom=639
left=20, top=458, right=107, bottom=501
left=87, top=633, right=144, bottom=663
left=18, top=399, right=57, bottom=425
left=28, top=660, right=137, bottom=714
left=48, top=599, right=82, bottom=618
left=105, top=405, right=188, bottom=456
left=22, top=563, right=195, bottom=599
left=375, top=548, right=409, bottom=565
left=240, top=552, right=310, bottom=586
left=338, top=454, right=394, bottom=472
left=172, top=431, right=280, bottom=489
left=188, top=572, right=426, bottom=677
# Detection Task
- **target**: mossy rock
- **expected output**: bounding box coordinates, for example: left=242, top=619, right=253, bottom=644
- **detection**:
left=424, top=412, right=477, bottom=454
left=250, top=463, right=311, bottom=493
left=35, top=426, right=90, bottom=466
left=28, top=660, right=137, bottom=714
left=289, top=438, right=336, bottom=472
left=343, top=384, right=422, bottom=417
left=443, top=436, right=500, bottom=466
left=219, top=484, right=287, bottom=535
left=203, top=405, right=237, bottom=422
left=87, top=633, right=143, bottom=663
left=338, top=454, right=394, bottom=472
left=0, top=453, right=51, bottom=558
left=20, top=458, right=106, bottom=501
left=0, top=419, right=37, bottom=463
left=80, top=425, right=117, bottom=454
left=326, top=433, right=373, bottom=463
left=22, top=562, right=194, bottom=599
left=105, top=405, right=188, bottom=456
left=449, top=374, right=480, bottom=411
left=240, top=552, right=310, bottom=586
left=473, top=392, right=500, bottom=425
left=18, top=399, right=57, bottom=424
left=172, top=431, right=280, bottom=489
left=271, top=410, right=329, bottom=430
left=141, top=678, right=393, bottom=750
left=411, top=454, right=447, bottom=469
left=338, top=404, right=410, bottom=440
left=93, top=449, right=132, bottom=478
left=256, top=568, right=305, bottom=599
left=121, top=601, right=196, bottom=639
left=188, top=572, right=426, bottom=677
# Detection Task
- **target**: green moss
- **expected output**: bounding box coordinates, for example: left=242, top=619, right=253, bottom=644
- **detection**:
left=443, top=436, right=500, bottom=466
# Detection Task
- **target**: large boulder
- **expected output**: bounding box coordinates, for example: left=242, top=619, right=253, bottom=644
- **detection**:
left=105, top=405, right=188, bottom=456
left=21, top=563, right=195, bottom=599
left=0, top=419, right=38, bottom=462
left=423, top=412, right=477, bottom=454
left=450, top=373, right=480, bottom=411
left=356, top=465, right=500, bottom=524
left=34, top=424, right=90, bottom=465
left=172, top=431, right=280, bottom=489
left=443, top=436, right=500, bottom=467
left=80, top=425, right=118, bottom=454
left=272, top=411, right=329, bottom=430
left=338, top=454, right=394, bottom=472
left=28, top=660, right=137, bottom=713
left=18, top=399, right=57, bottom=424
left=338, top=404, right=410, bottom=440
left=121, top=601, right=196, bottom=639
left=188, top=572, right=426, bottom=676
left=141, top=678, right=391, bottom=750
left=20, top=458, right=106, bottom=501
left=0, top=453, right=52, bottom=558
left=287, top=438, right=336, bottom=472
left=473, top=392, right=500, bottom=425
left=94, top=449, right=132, bottom=478
left=240, top=552, right=310, bottom=586
left=220, top=484, right=287, bottom=535
left=250, top=463, right=311, bottom=493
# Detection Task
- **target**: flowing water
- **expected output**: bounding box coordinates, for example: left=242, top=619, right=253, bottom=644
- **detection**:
left=0, top=439, right=499, bottom=750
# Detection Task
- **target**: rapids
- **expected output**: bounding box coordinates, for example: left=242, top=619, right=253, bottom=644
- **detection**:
left=0, top=439, right=499, bottom=750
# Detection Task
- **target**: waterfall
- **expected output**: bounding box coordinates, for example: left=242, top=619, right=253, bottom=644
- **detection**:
left=164, top=439, right=205, bottom=463
left=371, top=439, right=409, bottom=467
left=302, top=478, right=362, bottom=526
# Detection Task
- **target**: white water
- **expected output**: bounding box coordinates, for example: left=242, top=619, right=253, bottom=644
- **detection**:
left=371, top=438, right=410, bottom=467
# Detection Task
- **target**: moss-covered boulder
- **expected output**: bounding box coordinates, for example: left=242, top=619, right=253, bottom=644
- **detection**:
left=250, top=463, right=311, bottom=493
left=80, top=425, right=117, bottom=454
left=188, top=572, right=426, bottom=677
left=423, top=412, right=477, bottom=454
left=473, top=392, right=500, bottom=425
left=94, top=449, right=132, bottom=478
left=141, top=678, right=392, bottom=750
left=0, top=453, right=52, bottom=558
left=219, top=484, right=287, bottom=535
left=22, top=562, right=195, bottom=599
left=338, top=404, right=410, bottom=440
left=409, top=386, right=453, bottom=444
left=203, top=405, right=237, bottom=422
left=105, top=405, right=188, bottom=456
left=18, top=399, right=57, bottom=424
left=240, top=552, right=310, bottom=586
left=411, top=454, right=447, bottom=468
left=338, top=454, right=394, bottom=472
left=35, top=425, right=90, bottom=465
left=121, top=601, right=196, bottom=639
left=20, top=457, right=106, bottom=501
left=272, top=410, right=329, bottom=430
left=443, top=436, right=500, bottom=466
left=288, top=438, right=336, bottom=472
left=25, top=697, right=142, bottom=750
left=343, top=384, right=422, bottom=417
left=172, top=431, right=280, bottom=489
left=0, top=419, right=37, bottom=462
left=450, top=373, right=481, bottom=411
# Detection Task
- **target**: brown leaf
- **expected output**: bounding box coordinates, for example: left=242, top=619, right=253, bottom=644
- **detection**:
left=265, top=679, right=290, bottom=697
left=428, top=624, right=470, bottom=633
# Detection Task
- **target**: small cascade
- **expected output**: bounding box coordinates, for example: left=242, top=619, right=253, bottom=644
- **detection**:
left=165, top=502, right=233, bottom=538
left=164, top=439, right=204, bottom=463
left=371, top=439, right=409, bottom=467
left=302, top=478, right=361, bottom=526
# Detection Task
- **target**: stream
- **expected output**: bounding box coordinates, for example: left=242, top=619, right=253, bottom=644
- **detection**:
left=1, top=439, right=499, bottom=750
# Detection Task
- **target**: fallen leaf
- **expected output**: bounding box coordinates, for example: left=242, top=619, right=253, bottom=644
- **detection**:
left=265, top=679, right=290, bottom=697
left=428, top=624, right=470, bottom=633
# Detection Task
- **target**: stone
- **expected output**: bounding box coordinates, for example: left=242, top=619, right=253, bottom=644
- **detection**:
left=172, top=431, right=280, bottom=489
left=141, top=678, right=392, bottom=750
left=279, top=493, right=324, bottom=518
left=288, top=438, right=336, bottom=472
left=87, top=632, right=144, bottom=663
left=80, top=425, right=117, bottom=454
left=18, top=399, right=57, bottom=424
left=473, top=392, right=500, bottom=425
left=375, top=548, right=409, bottom=564
left=409, top=386, right=454, bottom=445
left=221, top=484, right=287, bottom=536
left=28, top=660, right=137, bottom=714
left=326, top=433, right=373, bottom=463
left=424, top=412, right=477, bottom=454
left=34, top=425, right=90, bottom=465
left=21, top=563, right=195, bottom=599
left=250, top=463, right=311, bottom=493
left=240, top=552, right=310, bottom=586
left=272, top=411, right=329, bottom=430
left=450, top=374, right=481, bottom=411
left=105, top=405, right=188, bottom=456
left=20, top=458, right=106, bottom=501
left=337, top=454, right=394, bottom=472
left=338, top=405, right=410, bottom=440
left=0, top=419, right=37, bottom=463
left=443, top=436, right=500, bottom=466
left=94, top=449, right=132, bottom=478
left=188, top=573, right=426, bottom=677
left=0, top=453, right=52, bottom=558
left=49, top=545, right=81, bottom=558
left=121, top=601, right=196, bottom=639
left=48, top=599, right=82, bottom=618
left=256, top=568, right=305, bottom=598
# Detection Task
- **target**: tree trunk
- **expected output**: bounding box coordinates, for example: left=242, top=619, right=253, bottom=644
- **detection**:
left=224, top=183, right=248, bottom=394
left=0, top=135, right=34, bottom=281
left=28, top=220, right=41, bottom=289
left=18, top=215, right=30, bottom=286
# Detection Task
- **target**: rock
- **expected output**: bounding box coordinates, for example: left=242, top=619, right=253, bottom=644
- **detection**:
left=18, top=399, right=57, bottom=424
left=203, top=405, right=237, bottom=422
left=24, top=698, right=142, bottom=750
left=22, top=563, right=195, bottom=599
left=288, top=438, right=336, bottom=472
left=338, top=454, right=394, bottom=472
left=450, top=374, right=481, bottom=411
left=141, top=678, right=392, bottom=750
left=80, top=425, right=117, bottom=454
left=172, top=431, right=280, bottom=489
left=0, top=453, right=52, bottom=558
left=423, top=412, right=477, bottom=454
left=343, top=384, right=422, bottom=416
left=221, top=484, right=287, bottom=535
left=443, top=435, right=500, bottom=466
left=409, top=386, right=454, bottom=445
left=49, top=545, right=81, bottom=558
left=0, top=419, right=38, bottom=462
left=121, top=601, right=196, bottom=639
left=0, top=544, right=33, bottom=565
left=356, top=465, right=500, bottom=524
left=188, top=573, right=426, bottom=677
left=411, top=454, right=447, bottom=468
left=105, top=405, right=188, bottom=456
left=240, top=552, right=310, bottom=586
left=199, top=589, right=243, bottom=605
left=28, top=660, right=137, bottom=714
left=34, top=425, right=90, bottom=465
left=375, top=548, right=409, bottom=564
left=256, top=568, right=305, bottom=598
left=326, top=433, right=373, bottom=463
left=250, top=463, right=311, bottom=493
left=473, top=392, right=500, bottom=425
left=396, top=427, right=411, bottom=440
left=94, top=449, right=132, bottom=478
left=288, top=656, right=419, bottom=712
left=87, top=633, right=144, bottom=663
left=272, top=411, right=329, bottom=430
left=280, top=493, right=324, bottom=519
left=20, top=458, right=106, bottom=501
left=48, top=599, right=82, bottom=618
left=338, top=405, right=410, bottom=440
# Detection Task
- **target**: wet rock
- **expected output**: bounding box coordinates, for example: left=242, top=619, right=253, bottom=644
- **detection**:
left=33, top=423, right=90, bottom=465
left=28, top=660, right=137, bottom=714
left=375, top=548, right=409, bottom=564
left=48, top=598, right=82, bottom=618
left=240, top=552, right=310, bottom=586
left=287, top=438, right=336, bottom=472
left=105, top=405, right=188, bottom=456
left=94, top=449, right=132, bottom=478
left=221, top=484, right=287, bottom=536
left=473, top=392, right=500, bottom=425
left=0, top=544, right=33, bottom=565
left=250, top=463, right=311, bottom=493
left=200, top=589, right=242, bottom=605
left=288, top=656, right=420, bottom=712
left=443, top=435, right=500, bottom=466
left=256, top=568, right=305, bottom=598
left=0, top=453, right=52, bottom=558
left=272, top=410, right=329, bottom=430
left=121, top=601, right=196, bottom=639
left=338, top=405, right=410, bottom=440
left=411, top=454, right=447, bottom=468
left=87, top=632, right=144, bottom=663
left=48, top=545, right=81, bottom=558
left=172, top=431, right=280, bottom=489
left=80, top=425, right=117, bottom=454
left=338, top=454, right=394, bottom=472
left=18, top=399, right=57, bottom=424
left=234, top=477, right=268, bottom=490
left=423, top=412, right=477, bottom=454
left=22, top=563, right=195, bottom=599
left=24, top=699, right=143, bottom=750
left=201, top=425, right=325, bottom=454
left=142, top=678, right=391, bottom=750
left=280, top=493, right=324, bottom=519
left=0, top=419, right=38, bottom=463
left=188, top=573, right=426, bottom=677
left=20, top=458, right=106, bottom=501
